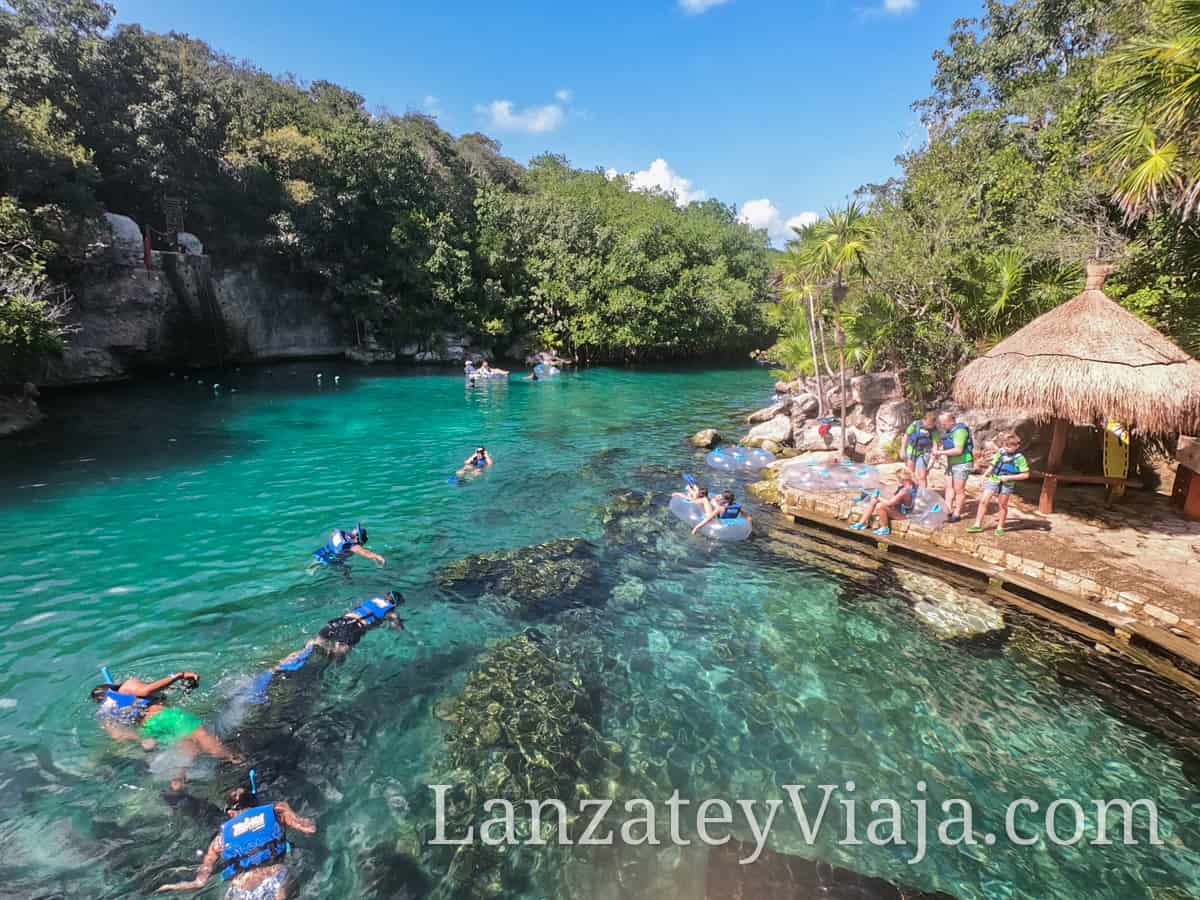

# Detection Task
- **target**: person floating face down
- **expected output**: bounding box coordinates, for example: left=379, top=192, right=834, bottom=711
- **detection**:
left=969, top=432, right=1031, bottom=536
left=901, top=412, right=939, bottom=487
left=270, top=591, right=407, bottom=676
left=851, top=469, right=918, bottom=536
left=310, top=524, right=386, bottom=573
left=692, top=489, right=748, bottom=535
left=456, top=446, right=493, bottom=479
left=91, top=669, right=242, bottom=770
left=156, top=775, right=316, bottom=899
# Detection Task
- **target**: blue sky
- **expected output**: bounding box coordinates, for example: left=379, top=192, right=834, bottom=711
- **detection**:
left=111, top=0, right=970, bottom=245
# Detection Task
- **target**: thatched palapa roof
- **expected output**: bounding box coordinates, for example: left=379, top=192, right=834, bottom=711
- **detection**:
left=953, top=264, right=1200, bottom=434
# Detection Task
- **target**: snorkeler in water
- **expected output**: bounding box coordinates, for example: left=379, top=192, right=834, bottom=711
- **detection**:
left=455, top=446, right=493, bottom=479
left=309, top=524, right=386, bottom=573
left=157, top=772, right=316, bottom=898
left=278, top=591, right=407, bottom=667
left=91, top=668, right=241, bottom=766
left=246, top=592, right=409, bottom=704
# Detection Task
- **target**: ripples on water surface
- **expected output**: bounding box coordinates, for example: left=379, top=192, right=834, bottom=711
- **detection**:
left=1, top=363, right=1198, bottom=899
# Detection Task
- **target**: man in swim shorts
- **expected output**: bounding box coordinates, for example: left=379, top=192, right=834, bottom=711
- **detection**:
left=91, top=669, right=241, bottom=764
left=157, top=777, right=316, bottom=898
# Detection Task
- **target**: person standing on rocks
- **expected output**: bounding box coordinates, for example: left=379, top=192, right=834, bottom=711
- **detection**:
left=934, top=412, right=974, bottom=524
left=900, top=411, right=939, bottom=487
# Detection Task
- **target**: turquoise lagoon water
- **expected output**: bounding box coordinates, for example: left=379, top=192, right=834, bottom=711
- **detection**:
left=0, top=363, right=1198, bottom=899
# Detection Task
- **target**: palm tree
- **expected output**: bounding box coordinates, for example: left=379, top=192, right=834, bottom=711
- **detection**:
left=953, top=250, right=1082, bottom=342
left=797, top=202, right=874, bottom=455
left=775, top=241, right=826, bottom=415
left=1098, top=0, right=1200, bottom=221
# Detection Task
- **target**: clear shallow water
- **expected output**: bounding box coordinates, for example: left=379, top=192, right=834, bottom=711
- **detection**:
left=0, top=363, right=1198, bottom=899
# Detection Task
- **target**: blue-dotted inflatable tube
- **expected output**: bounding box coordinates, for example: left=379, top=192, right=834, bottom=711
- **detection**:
left=910, top=488, right=949, bottom=529
left=781, top=461, right=880, bottom=493
left=741, top=447, right=775, bottom=469
left=705, top=447, right=738, bottom=471
left=669, top=495, right=752, bottom=541
left=533, top=363, right=560, bottom=377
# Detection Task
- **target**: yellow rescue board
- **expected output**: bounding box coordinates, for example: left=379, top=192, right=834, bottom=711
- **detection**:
left=1103, top=420, right=1130, bottom=497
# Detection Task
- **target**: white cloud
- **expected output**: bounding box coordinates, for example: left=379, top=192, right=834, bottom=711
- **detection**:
left=475, top=99, right=565, bottom=134
left=421, top=95, right=442, bottom=117
left=786, top=211, right=819, bottom=232
left=615, top=158, right=707, bottom=206
left=679, top=0, right=732, bottom=13
left=555, top=88, right=573, bottom=102
left=738, top=199, right=819, bottom=246
left=883, top=0, right=917, bottom=12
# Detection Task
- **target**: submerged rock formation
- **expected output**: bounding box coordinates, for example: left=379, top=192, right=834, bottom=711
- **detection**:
left=434, top=538, right=603, bottom=618
left=691, top=428, right=721, bottom=448
left=893, top=569, right=1006, bottom=639
left=424, top=633, right=619, bottom=898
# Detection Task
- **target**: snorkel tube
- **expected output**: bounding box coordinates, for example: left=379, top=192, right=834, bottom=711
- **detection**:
left=100, top=665, right=114, bottom=685
left=249, top=768, right=258, bottom=796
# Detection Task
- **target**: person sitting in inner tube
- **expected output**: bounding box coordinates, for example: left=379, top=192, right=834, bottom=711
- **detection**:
left=477, top=361, right=510, bottom=378
left=850, top=469, right=917, bottom=536
left=456, top=446, right=493, bottom=479
left=310, top=524, right=385, bottom=571
left=156, top=775, right=316, bottom=898
left=692, top=490, right=749, bottom=535
left=91, top=669, right=241, bottom=764
left=273, top=591, right=407, bottom=668
left=464, top=360, right=477, bottom=377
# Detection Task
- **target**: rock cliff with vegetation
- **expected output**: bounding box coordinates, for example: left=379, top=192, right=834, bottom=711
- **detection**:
left=0, top=0, right=771, bottom=407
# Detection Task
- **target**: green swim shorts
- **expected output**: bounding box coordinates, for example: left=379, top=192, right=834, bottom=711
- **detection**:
left=140, top=708, right=203, bottom=745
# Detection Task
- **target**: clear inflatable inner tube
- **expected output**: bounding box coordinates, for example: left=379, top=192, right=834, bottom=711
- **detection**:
left=533, top=363, right=560, bottom=377
left=704, top=446, right=775, bottom=472
left=669, top=495, right=752, bottom=541
left=909, top=487, right=949, bottom=529
left=705, top=447, right=738, bottom=471
left=781, top=460, right=880, bottom=493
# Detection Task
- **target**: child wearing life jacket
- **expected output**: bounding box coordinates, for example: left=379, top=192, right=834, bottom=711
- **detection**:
left=692, top=489, right=747, bottom=535
left=850, top=469, right=918, bottom=536
left=968, top=432, right=1030, bottom=535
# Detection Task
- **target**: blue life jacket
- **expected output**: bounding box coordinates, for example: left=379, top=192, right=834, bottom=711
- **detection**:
left=472, top=455, right=487, bottom=468
left=350, top=595, right=397, bottom=628
left=991, top=450, right=1024, bottom=477
left=313, top=529, right=357, bottom=565
left=941, top=423, right=974, bottom=457
left=221, top=804, right=288, bottom=880
left=908, top=422, right=934, bottom=453
left=896, top=485, right=918, bottom=508
left=98, top=689, right=150, bottom=724
left=719, top=503, right=742, bottom=520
